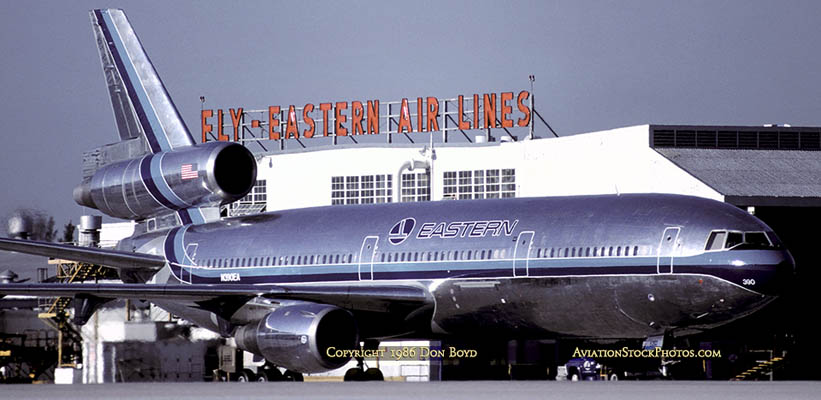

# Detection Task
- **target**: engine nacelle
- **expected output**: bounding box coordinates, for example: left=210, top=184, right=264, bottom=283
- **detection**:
left=73, top=142, right=256, bottom=220
left=234, top=303, right=359, bottom=373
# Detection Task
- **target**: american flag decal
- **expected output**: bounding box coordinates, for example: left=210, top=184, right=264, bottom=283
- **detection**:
left=181, top=164, right=198, bottom=180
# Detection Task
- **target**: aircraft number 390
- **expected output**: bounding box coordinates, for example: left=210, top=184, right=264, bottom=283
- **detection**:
left=742, top=279, right=756, bottom=286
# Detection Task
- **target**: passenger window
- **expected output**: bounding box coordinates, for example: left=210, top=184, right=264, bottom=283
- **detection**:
left=585, top=248, right=590, bottom=257
left=571, top=248, right=576, bottom=257
left=633, top=246, right=638, bottom=256
left=467, top=250, right=472, bottom=259
left=608, top=247, right=613, bottom=256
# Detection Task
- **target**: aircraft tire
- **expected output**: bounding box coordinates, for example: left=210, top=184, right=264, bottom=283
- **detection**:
left=283, top=370, right=304, bottom=382
left=364, top=368, right=384, bottom=381
left=237, top=370, right=255, bottom=382
left=262, top=368, right=283, bottom=382
left=344, top=368, right=365, bottom=381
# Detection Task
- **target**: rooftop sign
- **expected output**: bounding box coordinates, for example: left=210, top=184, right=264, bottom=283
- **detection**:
left=201, top=91, right=532, bottom=143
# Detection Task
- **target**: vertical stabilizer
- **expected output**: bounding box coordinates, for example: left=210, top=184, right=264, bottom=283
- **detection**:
left=90, top=9, right=196, bottom=153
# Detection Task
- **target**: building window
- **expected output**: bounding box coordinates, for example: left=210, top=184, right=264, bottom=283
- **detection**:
left=331, top=174, right=393, bottom=205
left=226, top=179, right=267, bottom=216
left=346, top=176, right=359, bottom=205
left=401, top=172, right=430, bottom=202
left=443, top=169, right=515, bottom=199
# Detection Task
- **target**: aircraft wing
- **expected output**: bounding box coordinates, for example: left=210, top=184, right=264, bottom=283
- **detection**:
left=0, top=282, right=430, bottom=313
left=0, top=237, right=166, bottom=271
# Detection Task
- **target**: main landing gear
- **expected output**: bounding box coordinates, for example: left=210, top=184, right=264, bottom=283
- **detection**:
left=222, top=364, right=304, bottom=382
left=343, top=340, right=384, bottom=381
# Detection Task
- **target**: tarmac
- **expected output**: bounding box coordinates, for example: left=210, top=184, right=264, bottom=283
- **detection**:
left=1, top=381, right=820, bottom=400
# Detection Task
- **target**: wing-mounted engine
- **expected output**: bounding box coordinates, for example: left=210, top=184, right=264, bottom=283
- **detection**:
left=73, top=142, right=256, bottom=220
left=234, top=302, right=359, bottom=373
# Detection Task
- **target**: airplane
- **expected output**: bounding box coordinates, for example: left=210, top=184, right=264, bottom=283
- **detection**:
left=0, top=8, right=794, bottom=381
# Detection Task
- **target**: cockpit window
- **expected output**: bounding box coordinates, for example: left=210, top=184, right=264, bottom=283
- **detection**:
left=765, top=231, right=784, bottom=249
left=725, top=232, right=744, bottom=249
left=741, top=232, right=770, bottom=249
left=705, top=230, right=780, bottom=251
left=705, top=231, right=727, bottom=250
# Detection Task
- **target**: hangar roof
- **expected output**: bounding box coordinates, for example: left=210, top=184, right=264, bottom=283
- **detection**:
left=651, top=125, right=821, bottom=206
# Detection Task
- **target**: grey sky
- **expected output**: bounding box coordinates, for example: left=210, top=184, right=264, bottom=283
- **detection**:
left=2, top=0, right=821, bottom=228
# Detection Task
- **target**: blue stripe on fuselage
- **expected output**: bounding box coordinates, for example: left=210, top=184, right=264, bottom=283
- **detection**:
left=181, top=249, right=783, bottom=293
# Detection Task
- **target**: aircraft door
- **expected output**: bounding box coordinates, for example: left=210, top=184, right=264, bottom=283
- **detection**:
left=181, top=243, right=197, bottom=284
left=358, top=236, right=379, bottom=280
left=513, top=231, right=535, bottom=277
left=656, top=227, right=680, bottom=274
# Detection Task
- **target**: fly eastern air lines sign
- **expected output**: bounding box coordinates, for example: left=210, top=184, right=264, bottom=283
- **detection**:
left=201, top=91, right=532, bottom=143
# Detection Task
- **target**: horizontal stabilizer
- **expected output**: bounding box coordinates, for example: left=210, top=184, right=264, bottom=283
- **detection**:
left=0, top=237, right=165, bottom=271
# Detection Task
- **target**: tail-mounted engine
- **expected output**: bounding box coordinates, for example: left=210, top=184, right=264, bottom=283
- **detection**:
left=234, top=302, right=359, bottom=373
left=73, top=142, right=256, bottom=220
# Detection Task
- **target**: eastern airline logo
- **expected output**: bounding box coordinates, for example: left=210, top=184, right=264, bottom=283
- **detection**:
left=389, top=218, right=416, bottom=245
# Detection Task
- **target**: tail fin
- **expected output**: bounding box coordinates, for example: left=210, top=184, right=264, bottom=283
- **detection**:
left=90, top=9, right=195, bottom=153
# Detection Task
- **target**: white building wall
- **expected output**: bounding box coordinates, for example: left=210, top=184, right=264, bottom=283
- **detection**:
left=258, top=125, right=722, bottom=213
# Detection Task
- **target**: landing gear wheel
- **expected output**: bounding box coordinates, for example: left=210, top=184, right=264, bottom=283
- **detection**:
left=364, top=368, right=384, bottom=381
left=237, top=369, right=255, bottom=382
left=262, top=368, right=282, bottom=382
left=282, top=370, right=303, bottom=381
left=569, top=373, right=579, bottom=381
left=344, top=368, right=365, bottom=381
left=609, top=373, right=619, bottom=381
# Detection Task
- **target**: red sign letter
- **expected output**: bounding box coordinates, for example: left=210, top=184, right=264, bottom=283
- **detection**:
left=500, top=92, right=513, bottom=128
left=285, top=105, right=299, bottom=139
left=319, top=103, right=332, bottom=136
left=517, top=91, right=531, bottom=127
left=217, top=109, right=229, bottom=141
left=335, top=102, right=348, bottom=136
left=367, top=100, right=380, bottom=134
left=303, top=104, right=315, bottom=138
left=230, top=108, right=243, bottom=141
left=201, top=109, right=213, bottom=143
left=426, top=97, right=439, bottom=132
left=398, top=98, right=413, bottom=133
left=483, top=93, right=497, bottom=129
left=268, top=106, right=280, bottom=140
left=457, top=96, right=470, bottom=130
left=352, top=101, right=364, bottom=135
